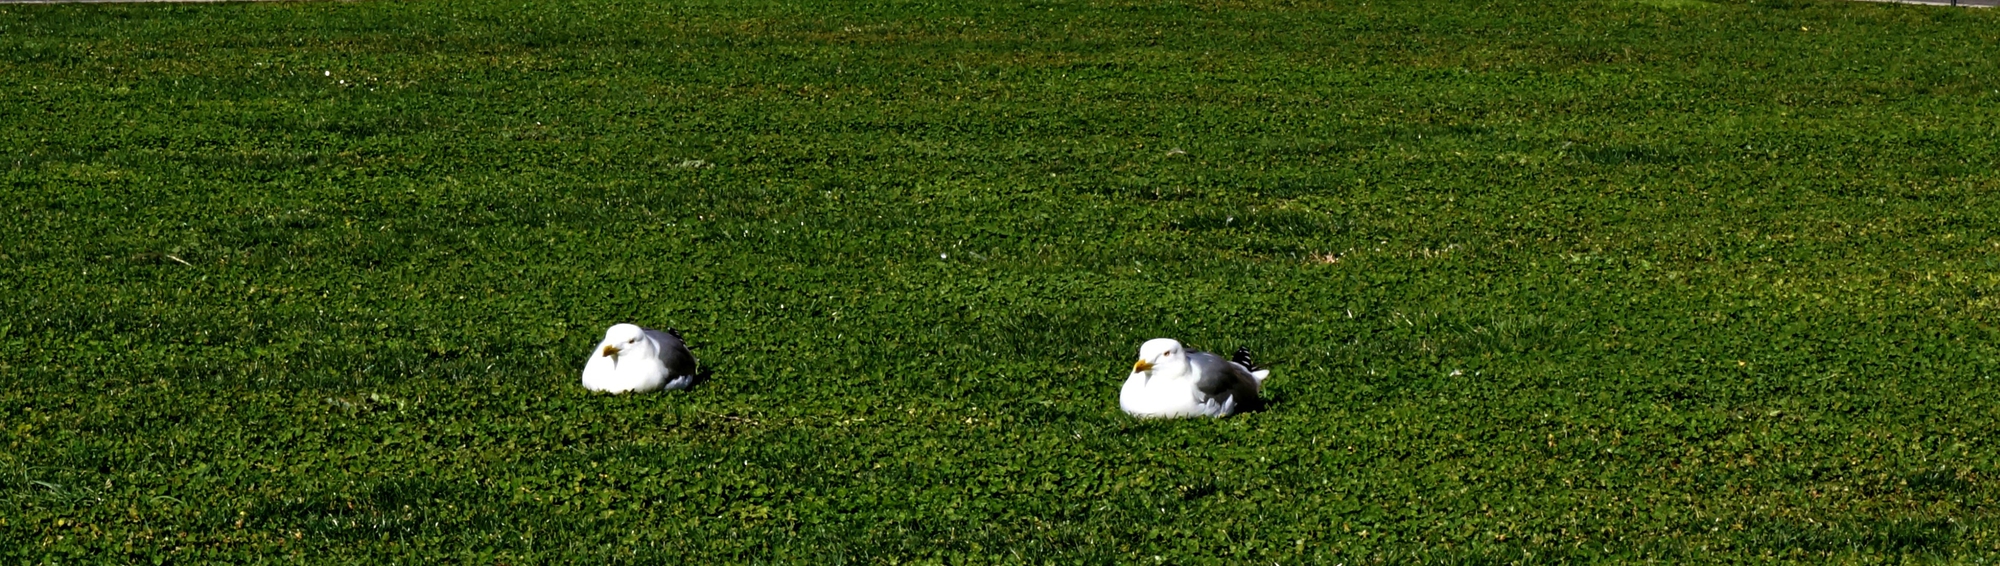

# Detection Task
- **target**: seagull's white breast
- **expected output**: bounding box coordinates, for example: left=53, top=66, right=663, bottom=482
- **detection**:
left=1119, top=370, right=1227, bottom=418
left=582, top=342, right=670, bottom=393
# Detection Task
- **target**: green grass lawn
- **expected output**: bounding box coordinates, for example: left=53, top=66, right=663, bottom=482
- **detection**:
left=4, top=0, right=2000, bottom=561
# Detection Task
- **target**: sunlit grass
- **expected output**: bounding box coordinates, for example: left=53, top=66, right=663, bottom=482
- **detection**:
left=4, top=0, right=2000, bottom=562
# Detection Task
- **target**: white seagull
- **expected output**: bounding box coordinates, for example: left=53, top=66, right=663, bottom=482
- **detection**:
left=581, top=323, right=699, bottom=393
left=1120, top=338, right=1269, bottom=418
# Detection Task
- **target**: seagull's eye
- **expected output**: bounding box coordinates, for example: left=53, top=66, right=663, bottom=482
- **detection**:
left=627, top=338, right=637, bottom=343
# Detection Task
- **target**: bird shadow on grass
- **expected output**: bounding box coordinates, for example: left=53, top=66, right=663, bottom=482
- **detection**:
left=1242, top=393, right=1277, bottom=416
left=687, top=362, right=720, bottom=390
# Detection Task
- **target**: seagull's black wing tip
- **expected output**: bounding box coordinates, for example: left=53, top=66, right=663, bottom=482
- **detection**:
left=1231, top=346, right=1261, bottom=372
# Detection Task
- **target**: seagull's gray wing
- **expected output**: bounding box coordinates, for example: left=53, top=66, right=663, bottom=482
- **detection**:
left=1189, top=350, right=1262, bottom=409
left=642, top=327, right=699, bottom=378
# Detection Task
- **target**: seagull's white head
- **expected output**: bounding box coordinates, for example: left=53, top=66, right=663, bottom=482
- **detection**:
left=598, top=323, right=656, bottom=364
left=1132, top=338, right=1189, bottom=377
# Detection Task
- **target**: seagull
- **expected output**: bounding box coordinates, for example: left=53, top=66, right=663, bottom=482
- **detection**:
left=581, top=323, right=699, bottom=393
left=1120, top=338, right=1269, bottom=418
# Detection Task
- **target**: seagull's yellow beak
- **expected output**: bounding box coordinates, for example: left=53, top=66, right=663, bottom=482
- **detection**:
left=601, top=345, right=622, bottom=357
left=1132, top=359, right=1154, bottom=373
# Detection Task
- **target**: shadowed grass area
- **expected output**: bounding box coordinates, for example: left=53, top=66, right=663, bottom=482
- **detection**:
left=4, top=0, right=2000, bottom=562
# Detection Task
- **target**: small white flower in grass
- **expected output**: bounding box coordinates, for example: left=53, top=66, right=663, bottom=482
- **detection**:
left=324, top=70, right=330, bottom=76
left=940, top=253, right=948, bottom=259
